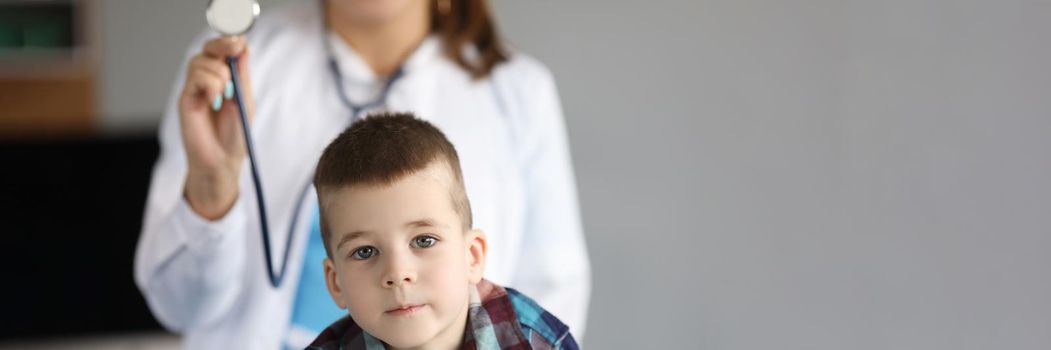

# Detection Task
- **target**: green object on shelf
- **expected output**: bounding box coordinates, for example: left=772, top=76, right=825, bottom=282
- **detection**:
left=0, top=21, right=21, bottom=48
left=23, top=18, right=69, bottom=48
left=0, top=2, right=75, bottom=51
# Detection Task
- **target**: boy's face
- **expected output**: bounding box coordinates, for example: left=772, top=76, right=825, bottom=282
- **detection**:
left=321, top=162, right=486, bottom=348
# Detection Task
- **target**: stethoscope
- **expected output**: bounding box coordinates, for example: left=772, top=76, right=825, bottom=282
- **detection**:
left=206, top=0, right=405, bottom=288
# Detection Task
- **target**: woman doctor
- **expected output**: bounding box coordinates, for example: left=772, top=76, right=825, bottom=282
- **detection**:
left=133, top=0, right=590, bottom=349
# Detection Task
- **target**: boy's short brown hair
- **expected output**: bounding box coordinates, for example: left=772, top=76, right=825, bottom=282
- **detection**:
left=314, top=112, right=472, bottom=258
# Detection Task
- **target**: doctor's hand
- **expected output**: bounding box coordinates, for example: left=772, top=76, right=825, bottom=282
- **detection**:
left=178, top=36, right=256, bottom=221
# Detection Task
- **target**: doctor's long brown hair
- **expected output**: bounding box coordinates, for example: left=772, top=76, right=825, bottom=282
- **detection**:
left=430, top=0, right=509, bottom=79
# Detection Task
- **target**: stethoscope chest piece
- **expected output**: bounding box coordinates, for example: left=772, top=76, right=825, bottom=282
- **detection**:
left=206, top=0, right=260, bottom=36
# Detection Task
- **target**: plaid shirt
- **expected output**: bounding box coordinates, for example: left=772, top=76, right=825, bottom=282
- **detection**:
left=306, top=279, right=578, bottom=350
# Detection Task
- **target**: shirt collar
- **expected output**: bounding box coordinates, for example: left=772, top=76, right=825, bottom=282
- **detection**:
left=325, top=32, right=441, bottom=84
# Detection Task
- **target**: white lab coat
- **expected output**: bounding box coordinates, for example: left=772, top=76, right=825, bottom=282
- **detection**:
left=133, top=1, right=590, bottom=349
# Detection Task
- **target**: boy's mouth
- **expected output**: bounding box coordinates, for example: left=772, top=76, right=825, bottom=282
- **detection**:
left=385, top=304, right=426, bottom=316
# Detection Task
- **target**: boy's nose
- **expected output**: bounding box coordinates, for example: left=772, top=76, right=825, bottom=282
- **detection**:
left=382, top=256, right=417, bottom=288
left=385, top=275, right=414, bottom=287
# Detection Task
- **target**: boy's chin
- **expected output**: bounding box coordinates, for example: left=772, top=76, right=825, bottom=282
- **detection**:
left=362, top=317, right=441, bottom=348
left=377, top=330, right=435, bottom=349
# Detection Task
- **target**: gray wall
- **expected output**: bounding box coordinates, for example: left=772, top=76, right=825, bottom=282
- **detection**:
left=100, top=0, right=1051, bottom=348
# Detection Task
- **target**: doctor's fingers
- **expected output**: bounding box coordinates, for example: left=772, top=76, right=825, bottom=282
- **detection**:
left=185, top=69, right=227, bottom=105
left=201, top=35, right=247, bottom=59
left=201, top=37, right=252, bottom=96
left=189, top=54, right=232, bottom=84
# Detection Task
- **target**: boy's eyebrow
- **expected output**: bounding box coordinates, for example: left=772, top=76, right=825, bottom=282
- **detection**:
left=405, top=218, right=447, bottom=229
left=335, top=231, right=369, bottom=251
left=334, top=219, right=448, bottom=250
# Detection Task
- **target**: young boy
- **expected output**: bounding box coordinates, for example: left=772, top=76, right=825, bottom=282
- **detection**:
left=307, top=113, right=579, bottom=350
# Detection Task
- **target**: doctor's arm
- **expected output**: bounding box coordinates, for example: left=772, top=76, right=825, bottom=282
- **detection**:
left=133, top=34, right=254, bottom=333
left=510, top=64, right=592, bottom=339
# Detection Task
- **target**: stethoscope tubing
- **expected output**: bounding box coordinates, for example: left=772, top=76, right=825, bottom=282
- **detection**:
left=228, top=56, right=296, bottom=288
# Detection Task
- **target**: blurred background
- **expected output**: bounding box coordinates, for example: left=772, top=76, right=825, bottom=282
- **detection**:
left=2, top=0, right=1050, bottom=349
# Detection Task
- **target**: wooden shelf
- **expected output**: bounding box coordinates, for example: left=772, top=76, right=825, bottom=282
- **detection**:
left=0, top=0, right=98, bottom=137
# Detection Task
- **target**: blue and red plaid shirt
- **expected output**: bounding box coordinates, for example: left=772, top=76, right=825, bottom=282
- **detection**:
left=306, top=279, right=579, bottom=350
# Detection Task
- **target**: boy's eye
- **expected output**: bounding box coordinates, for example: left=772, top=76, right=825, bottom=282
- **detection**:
left=351, top=246, right=377, bottom=260
left=412, top=235, right=438, bottom=248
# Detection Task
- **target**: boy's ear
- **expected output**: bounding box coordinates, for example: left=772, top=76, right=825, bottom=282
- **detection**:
left=466, top=229, right=488, bottom=284
left=323, top=258, right=347, bottom=309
